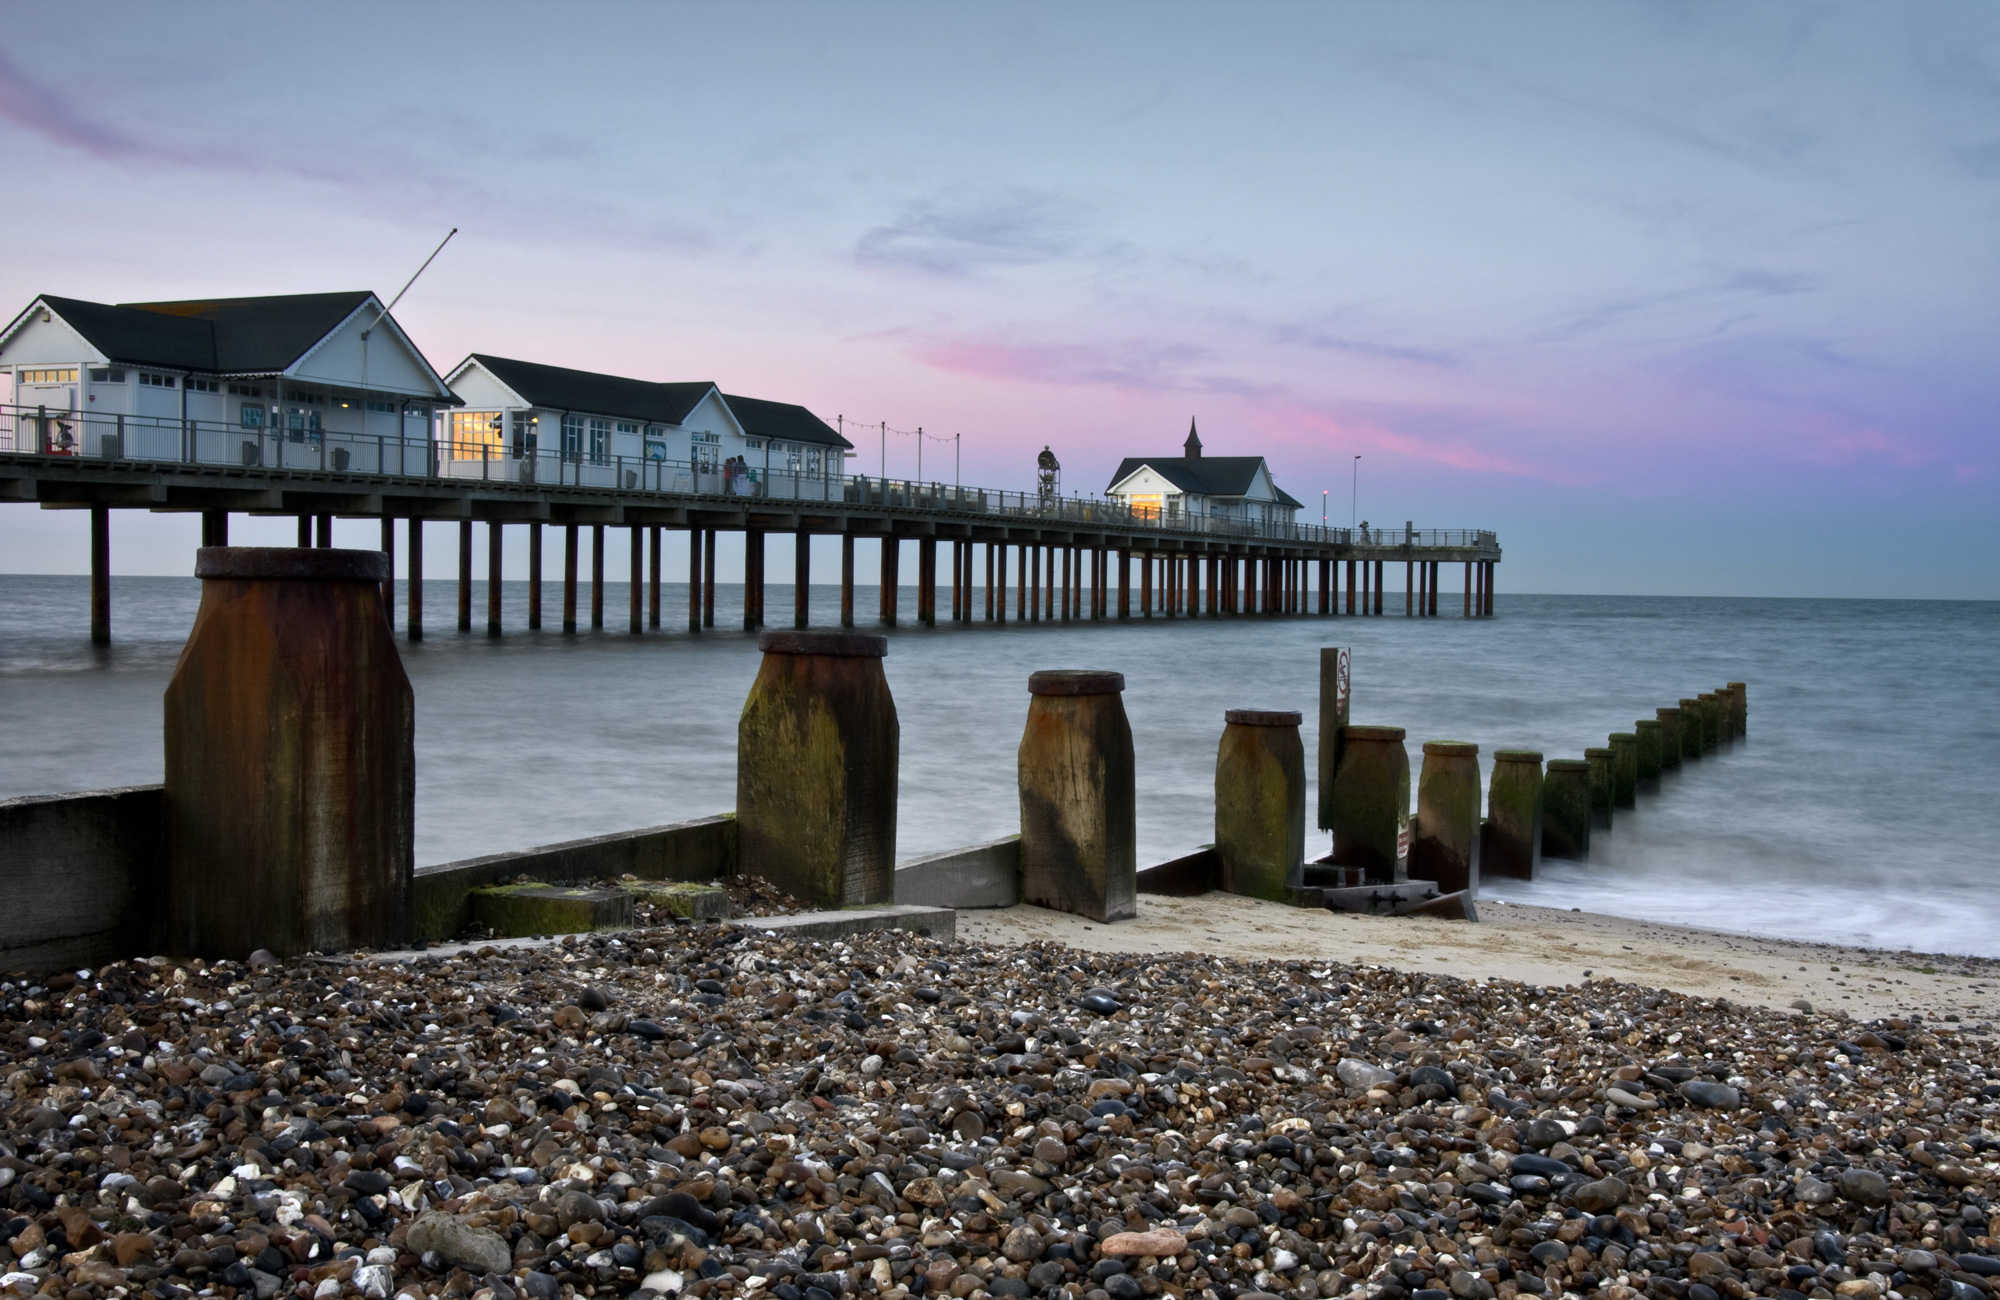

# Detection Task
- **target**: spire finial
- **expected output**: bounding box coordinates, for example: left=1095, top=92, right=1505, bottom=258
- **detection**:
left=1184, top=418, right=1202, bottom=458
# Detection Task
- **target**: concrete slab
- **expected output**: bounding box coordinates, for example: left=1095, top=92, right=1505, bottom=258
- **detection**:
left=895, top=836, right=1019, bottom=909
left=469, top=883, right=634, bottom=937
left=730, top=904, right=956, bottom=943
left=629, top=880, right=732, bottom=921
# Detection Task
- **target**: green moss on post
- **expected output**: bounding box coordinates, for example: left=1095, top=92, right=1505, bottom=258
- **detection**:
left=1483, top=750, right=1542, bottom=880
left=1634, top=719, right=1663, bottom=785
left=470, top=883, right=634, bottom=937
left=1019, top=670, right=1137, bottom=922
left=1656, top=706, right=1683, bottom=770
left=1609, top=733, right=1638, bottom=808
left=1698, top=693, right=1722, bottom=750
left=1727, top=681, right=1748, bottom=736
left=1677, top=699, right=1704, bottom=759
left=738, top=630, right=897, bottom=908
left=1584, top=747, right=1614, bottom=830
left=1330, top=724, right=1410, bottom=883
left=1410, top=741, right=1481, bottom=894
left=1215, top=709, right=1306, bottom=903
left=1542, top=759, right=1591, bottom=861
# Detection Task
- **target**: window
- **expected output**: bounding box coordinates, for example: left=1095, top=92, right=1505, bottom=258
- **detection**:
left=19, top=368, right=79, bottom=384
left=240, top=404, right=265, bottom=430
left=185, top=377, right=218, bottom=393
left=1127, top=493, right=1165, bottom=520
left=139, top=372, right=176, bottom=388
left=228, top=383, right=264, bottom=398
left=448, top=410, right=502, bottom=460
left=588, top=418, right=610, bottom=465
left=89, top=368, right=125, bottom=383
left=366, top=399, right=399, bottom=414
left=509, top=411, right=538, bottom=458
left=744, top=437, right=763, bottom=450
left=561, top=414, right=584, bottom=460
left=616, top=421, right=639, bottom=436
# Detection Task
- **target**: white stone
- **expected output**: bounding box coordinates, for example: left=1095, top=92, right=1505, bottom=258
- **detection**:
left=354, top=1264, right=393, bottom=1299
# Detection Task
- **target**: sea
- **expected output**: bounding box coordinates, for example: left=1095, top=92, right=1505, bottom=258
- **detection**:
left=2, top=575, right=1995, bottom=958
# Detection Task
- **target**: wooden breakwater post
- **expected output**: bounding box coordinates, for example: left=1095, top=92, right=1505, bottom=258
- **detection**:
left=1215, top=709, right=1306, bottom=902
left=1482, top=750, right=1542, bottom=880
left=164, top=547, right=413, bottom=958
left=737, top=630, right=898, bottom=907
left=1634, top=719, right=1664, bottom=787
left=1608, top=732, right=1639, bottom=808
left=1698, top=692, right=1723, bottom=750
left=1019, top=670, right=1136, bottom=922
left=1409, top=741, right=1480, bottom=894
left=1541, top=758, right=1592, bottom=861
left=1584, top=747, right=1615, bottom=829
left=1315, top=647, right=1351, bottom=838
left=1728, top=681, right=1748, bottom=736
left=1678, top=698, right=1705, bottom=758
left=1656, top=706, right=1684, bottom=771
left=1329, top=724, right=1410, bottom=882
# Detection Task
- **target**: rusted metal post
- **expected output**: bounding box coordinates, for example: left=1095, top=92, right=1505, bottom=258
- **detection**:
left=457, top=519, right=472, bottom=632
left=1329, top=724, right=1409, bottom=883
left=89, top=505, right=110, bottom=645
left=487, top=522, right=503, bottom=636
left=1215, top=708, right=1306, bottom=902
left=1018, top=670, right=1137, bottom=923
left=737, top=630, right=897, bottom=907
left=527, top=523, right=542, bottom=630
left=1482, top=750, right=1542, bottom=880
left=1541, top=759, right=1592, bottom=861
left=1410, top=741, right=1481, bottom=895
left=562, top=523, right=578, bottom=634
left=406, top=519, right=423, bottom=642
left=165, top=547, right=412, bottom=958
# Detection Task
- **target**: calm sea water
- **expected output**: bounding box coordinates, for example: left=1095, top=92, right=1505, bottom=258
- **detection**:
left=2, top=575, right=1995, bottom=956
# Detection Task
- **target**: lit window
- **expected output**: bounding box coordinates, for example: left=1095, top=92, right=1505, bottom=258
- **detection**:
left=1127, top=493, right=1165, bottom=520
left=19, top=368, right=79, bottom=384
left=448, top=410, right=502, bottom=460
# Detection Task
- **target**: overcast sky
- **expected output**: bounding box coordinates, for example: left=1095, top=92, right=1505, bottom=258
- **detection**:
left=2, top=1, right=1995, bottom=595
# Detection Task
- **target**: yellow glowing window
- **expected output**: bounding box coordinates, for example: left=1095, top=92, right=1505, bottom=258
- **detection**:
left=449, top=410, right=503, bottom=460
left=1127, top=493, right=1164, bottom=519
left=19, top=368, right=78, bottom=384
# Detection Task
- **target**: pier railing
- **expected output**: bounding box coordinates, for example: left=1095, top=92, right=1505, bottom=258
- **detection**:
left=0, top=403, right=1496, bottom=550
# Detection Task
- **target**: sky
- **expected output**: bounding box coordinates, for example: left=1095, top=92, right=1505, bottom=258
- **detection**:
left=1, top=1, right=1995, bottom=596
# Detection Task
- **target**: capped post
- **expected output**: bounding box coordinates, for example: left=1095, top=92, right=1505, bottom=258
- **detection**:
left=1215, top=709, right=1306, bottom=903
left=164, top=547, right=413, bottom=958
left=1584, top=747, right=1615, bottom=829
left=737, top=629, right=898, bottom=907
left=1482, top=750, right=1542, bottom=881
left=1634, top=719, right=1663, bottom=786
left=1608, top=732, right=1639, bottom=808
left=1656, top=706, right=1684, bottom=770
left=1329, top=724, right=1410, bottom=882
left=1677, top=699, right=1705, bottom=759
left=1541, top=758, right=1592, bottom=861
left=1698, top=692, right=1722, bottom=750
left=1727, top=681, right=1748, bottom=736
left=1018, top=670, right=1137, bottom=922
left=1409, top=741, right=1481, bottom=895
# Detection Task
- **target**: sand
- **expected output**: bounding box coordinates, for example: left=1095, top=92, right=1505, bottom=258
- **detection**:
left=959, top=892, right=2000, bottom=1030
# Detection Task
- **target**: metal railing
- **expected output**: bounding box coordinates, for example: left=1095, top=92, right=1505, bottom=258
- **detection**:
left=0, top=403, right=1497, bottom=550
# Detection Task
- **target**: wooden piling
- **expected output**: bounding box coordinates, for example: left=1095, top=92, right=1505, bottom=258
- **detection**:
left=89, top=504, right=110, bottom=644
left=1585, top=747, right=1615, bottom=829
left=1541, top=759, right=1592, bottom=861
left=1410, top=741, right=1481, bottom=895
left=796, top=530, right=812, bottom=629
left=1609, top=732, right=1638, bottom=808
left=839, top=533, right=854, bottom=629
left=457, top=520, right=472, bottom=632
left=702, top=529, right=716, bottom=627
left=407, top=519, right=423, bottom=642
left=379, top=516, right=394, bottom=618
left=648, top=526, right=661, bottom=629
left=628, top=525, right=642, bottom=634
left=487, top=522, right=503, bottom=636
left=1215, top=709, right=1306, bottom=902
left=743, top=527, right=765, bottom=631
left=1329, top=724, right=1409, bottom=883
left=590, top=524, right=605, bottom=629
left=1483, top=751, right=1543, bottom=880
left=527, top=524, right=542, bottom=630
left=1018, top=670, right=1137, bottom=923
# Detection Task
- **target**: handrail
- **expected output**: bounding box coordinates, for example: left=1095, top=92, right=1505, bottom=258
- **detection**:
left=0, top=403, right=1499, bottom=550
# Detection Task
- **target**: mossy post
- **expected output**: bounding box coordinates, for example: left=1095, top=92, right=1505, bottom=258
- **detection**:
left=1584, top=747, right=1614, bottom=829
left=1698, top=692, right=1723, bottom=750
left=1541, top=759, right=1591, bottom=860
left=1215, top=709, right=1306, bottom=902
left=1330, top=724, right=1410, bottom=882
left=1018, top=669, right=1137, bottom=922
left=737, top=629, right=897, bottom=907
left=1656, top=706, right=1684, bottom=770
left=1677, top=699, right=1704, bottom=759
left=1608, top=733, right=1638, bottom=808
left=1409, top=741, right=1481, bottom=894
left=1315, top=647, right=1351, bottom=833
left=1634, top=719, right=1663, bottom=787
left=1482, top=750, right=1542, bottom=881
left=164, top=547, right=413, bottom=959
left=1710, top=688, right=1735, bottom=743
left=1727, top=681, right=1748, bottom=736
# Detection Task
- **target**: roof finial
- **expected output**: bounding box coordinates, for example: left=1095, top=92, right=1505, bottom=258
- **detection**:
left=1184, top=417, right=1202, bottom=459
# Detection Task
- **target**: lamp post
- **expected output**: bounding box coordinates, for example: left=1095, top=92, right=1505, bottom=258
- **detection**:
left=1321, top=489, right=1327, bottom=532
left=1351, top=455, right=1360, bottom=529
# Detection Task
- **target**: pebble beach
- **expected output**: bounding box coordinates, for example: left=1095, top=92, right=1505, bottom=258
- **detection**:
left=5, top=903, right=1999, bottom=1300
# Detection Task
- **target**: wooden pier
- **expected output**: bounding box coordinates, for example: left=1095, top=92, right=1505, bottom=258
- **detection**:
left=1, top=450, right=1501, bottom=643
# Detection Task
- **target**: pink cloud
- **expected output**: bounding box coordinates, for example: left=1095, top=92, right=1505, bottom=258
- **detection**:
left=1807, top=428, right=1931, bottom=469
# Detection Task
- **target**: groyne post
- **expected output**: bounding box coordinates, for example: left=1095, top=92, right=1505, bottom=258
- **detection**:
left=1584, top=746, right=1615, bottom=829
left=164, top=547, right=413, bottom=958
left=1541, top=758, right=1591, bottom=860
left=1410, top=741, right=1481, bottom=895
left=736, top=630, right=897, bottom=907
left=1329, top=724, right=1409, bottom=882
left=1634, top=719, right=1663, bottom=787
left=1609, top=732, right=1638, bottom=808
left=1656, top=705, right=1683, bottom=770
left=1482, top=750, right=1542, bottom=881
left=1728, top=681, right=1748, bottom=736
left=1214, top=709, right=1306, bottom=902
left=1678, top=698, right=1705, bottom=757
left=1698, top=692, right=1722, bottom=750
left=1018, top=670, right=1137, bottom=923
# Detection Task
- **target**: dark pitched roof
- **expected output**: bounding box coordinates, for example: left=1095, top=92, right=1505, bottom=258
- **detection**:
left=722, top=393, right=852, bottom=449
left=469, top=355, right=715, bottom=426
left=1105, top=454, right=1279, bottom=499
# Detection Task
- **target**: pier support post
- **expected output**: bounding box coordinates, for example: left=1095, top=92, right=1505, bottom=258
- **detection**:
left=951, top=540, right=963, bottom=622
left=1541, top=759, right=1592, bottom=861
left=1410, top=741, right=1481, bottom=895
left=796, top=530, right=813, bottom=629
left=1018, top=670, right=1137, bottom=923
left=1215, top=709, right=1306, bottom=902
left=839, top=533, right=854, bottom=628
left=1584, top=747, right=1615, bottom=829
left=1060, top=545, right=1072, bottom=621
left=921, top=536, right=938, bottom=627
left=1373, top=560, right=1383, bottom=615
left=738, top=630, right=897, bottom=907
left=1358, top=557, right=1368, bottom=616
left=407, top=519, right=423, bottom=642
left=457, top=520, right=473, bottom=632
left=203, top=510, right=229, bottom=548
left=702, top=530, right=716, bottom=627
left=1656, top=706, right=1683, bottom=770
left=380, top=516, right=394, bottom=619
left=1634, top=719, right=1664, bottom=787
left=1678, top=698, right=1704, bottom=758
left=1609, top=732, right=1638, bottom=808
left=689, top=525, right=705, bottom=633
left=1029, top=543, right=1041, bottom=623
left=1117, top=549, right=1131, bottom=620
left=1329, top=724, right=1410, bottom=883
left=996, top=543, right=1008, bottom=623
left=1405, top=559, right=1413, bottom=616
left=316, top=515, right=333, bottom=548
left=590, top=525, right=605, bottom=629
left=1186, top=550, right=1199, bottom=617
left=89, top=505, right=111, bottom=644
left=297, top=515, right=311, bottom=547
left=1482, top=751, right=1542, bottom=880
left=743, top=527, right=765, bottom=631
left=879, top=536, right=898, bottom=626
left=487, top=522, right=504, bottom=636
left=562, top=524, right=579, bottom=634
left=1345, top=559, right=1356, bottom=614
left=527, top=524, right=542, bottom=630
left=1429, top=562, right=1439, bottom=616
left=166, top=547, right=412, bottom=957
left=628, top=525, right=642, bottom=634
left=984, top=542, right=995, bottom=621
left=1463, top=561, right=1472, bottom=618
left=648, top=526, right=661, bottom=629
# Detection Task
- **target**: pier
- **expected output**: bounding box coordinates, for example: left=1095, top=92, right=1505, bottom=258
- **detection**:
left=1, top=411, right=1500, bottom=643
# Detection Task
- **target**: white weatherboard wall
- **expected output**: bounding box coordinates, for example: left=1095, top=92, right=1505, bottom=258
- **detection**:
left=290, top=304, right=447, bottom=398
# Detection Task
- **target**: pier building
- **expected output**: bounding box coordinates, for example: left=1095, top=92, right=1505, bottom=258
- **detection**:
left=1103, top=420, right=1302, bottom=529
